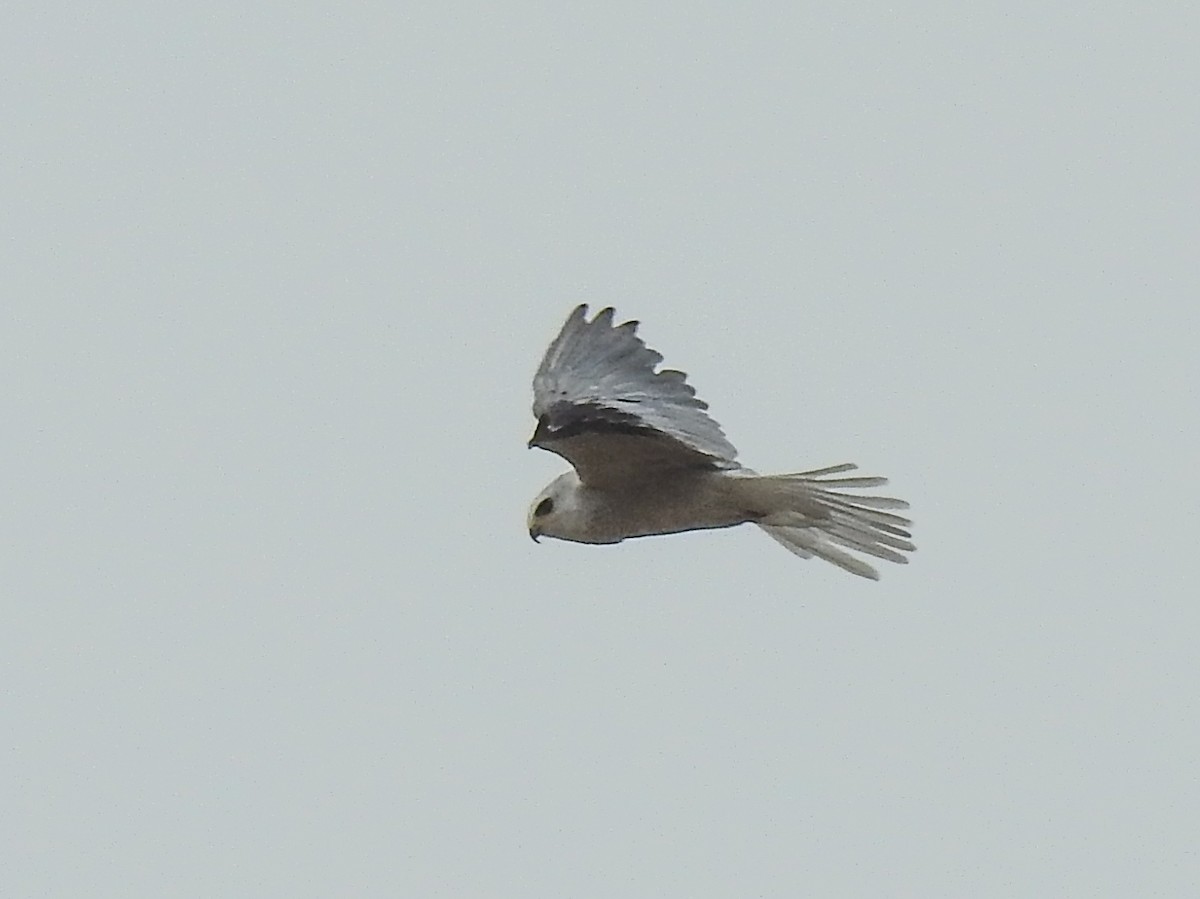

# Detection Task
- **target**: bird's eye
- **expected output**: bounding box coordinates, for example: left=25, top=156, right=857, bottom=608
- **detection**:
left=534, top=497, right=554, bottom=517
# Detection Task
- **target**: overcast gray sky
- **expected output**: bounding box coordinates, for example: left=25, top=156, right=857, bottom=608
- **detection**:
left=4, top=2, right=1198, bottom=896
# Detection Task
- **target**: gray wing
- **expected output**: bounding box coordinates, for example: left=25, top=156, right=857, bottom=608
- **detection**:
left=530, top=305, right=739, bottom=486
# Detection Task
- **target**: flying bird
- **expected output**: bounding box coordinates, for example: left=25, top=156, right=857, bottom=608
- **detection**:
left=526, top=305, right=914, bottom=579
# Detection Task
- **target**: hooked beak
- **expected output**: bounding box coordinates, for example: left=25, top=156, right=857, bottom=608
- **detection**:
left=529, top=527, right=541, bottom=543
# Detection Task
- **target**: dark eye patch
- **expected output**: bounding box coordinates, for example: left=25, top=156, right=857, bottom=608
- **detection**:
left=534, top=497, right=554, bottom=517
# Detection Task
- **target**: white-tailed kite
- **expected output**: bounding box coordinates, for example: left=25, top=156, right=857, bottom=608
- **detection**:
left=526, top=305, right=914, bottom=579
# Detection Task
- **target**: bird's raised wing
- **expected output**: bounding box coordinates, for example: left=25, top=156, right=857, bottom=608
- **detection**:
left=530, top=305, right=739, bottom=486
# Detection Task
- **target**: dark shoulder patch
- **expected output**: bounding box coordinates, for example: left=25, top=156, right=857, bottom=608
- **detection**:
left=529, top=401, right=654, bottom=445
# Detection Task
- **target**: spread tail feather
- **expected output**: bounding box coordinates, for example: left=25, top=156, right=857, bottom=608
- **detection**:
left=730, top=464, right=915, bottom=580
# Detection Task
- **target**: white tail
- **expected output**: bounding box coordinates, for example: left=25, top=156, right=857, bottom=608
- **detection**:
left=734, top=464, right=914, bottom=580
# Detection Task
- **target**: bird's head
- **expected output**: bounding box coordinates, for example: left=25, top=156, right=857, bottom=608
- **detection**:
left=527, top=471, right=583, bottom=543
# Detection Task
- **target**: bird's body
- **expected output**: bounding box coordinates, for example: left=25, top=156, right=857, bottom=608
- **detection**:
left=534, top=468, right=753, bottom=544
left=526, top=305, right=914, bottom=579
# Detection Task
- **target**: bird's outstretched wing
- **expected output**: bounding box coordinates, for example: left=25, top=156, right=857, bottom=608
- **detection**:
left=531, top=305, right=738, bottom=486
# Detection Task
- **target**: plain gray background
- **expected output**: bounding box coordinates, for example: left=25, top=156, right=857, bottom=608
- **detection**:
left=4, top=2, right=1197, bottom=896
